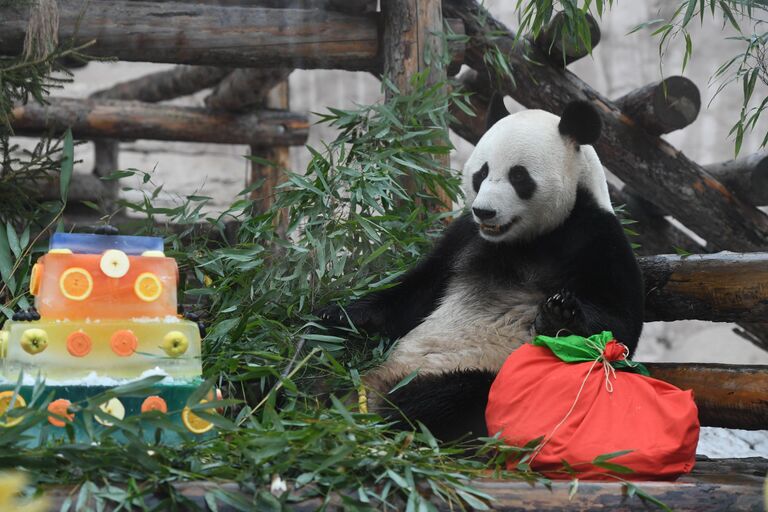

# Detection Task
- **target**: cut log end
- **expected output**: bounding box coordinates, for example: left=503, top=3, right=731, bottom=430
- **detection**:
left=534, top=11, right=601, bottom=66
left=616, top=75, right=701, bottom=135
left=706, top=151, right=768, bottom=206
left=651, top=76, right=702, bottom=132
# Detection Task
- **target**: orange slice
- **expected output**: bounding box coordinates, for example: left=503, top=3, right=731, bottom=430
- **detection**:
left=110, top=330, right=138, bottom=357
left=29, top=263, right=43, bottom=296
left=134, top=272, right=162, bottom=302
left=59, top=267, right=93, bottom=301
left=0, top=391, right=26, bottom=427
left=47, top=398, right=73, bottom=427
left=141, top=396, right=168, bottom=414
left=66, top=331, right=92, bottom=357
left=182, top=400, right=215, bottom=434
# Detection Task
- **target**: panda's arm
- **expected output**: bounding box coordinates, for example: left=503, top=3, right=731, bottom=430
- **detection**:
left=317, top=213, right=477, bottom=340
left=568, top=218, right=645, bottom=352
left=535, top=214, right=645, bottom=352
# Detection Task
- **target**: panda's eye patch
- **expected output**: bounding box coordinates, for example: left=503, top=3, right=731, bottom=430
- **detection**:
left=472, top=163, right=489, bottom=193
left=508, top=165, right=536, bottom=199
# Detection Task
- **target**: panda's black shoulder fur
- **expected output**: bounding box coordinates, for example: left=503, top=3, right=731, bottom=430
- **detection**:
left=318, top=186, right=644, bottom=351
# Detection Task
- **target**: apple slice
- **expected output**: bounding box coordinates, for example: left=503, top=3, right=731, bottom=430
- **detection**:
left=100, top=249, right=130, bottom=278
left=96, top=398, right=125, bottom=426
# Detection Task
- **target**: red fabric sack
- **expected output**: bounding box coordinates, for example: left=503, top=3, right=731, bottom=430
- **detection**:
left=486, top=334, right=699, bottom=480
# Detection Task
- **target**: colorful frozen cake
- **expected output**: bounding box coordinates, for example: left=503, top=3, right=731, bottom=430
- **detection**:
left=0, top=230, right=217, bottom=440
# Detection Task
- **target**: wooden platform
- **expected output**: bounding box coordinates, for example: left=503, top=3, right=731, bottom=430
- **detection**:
left=44, top=457, right=766, bottom=511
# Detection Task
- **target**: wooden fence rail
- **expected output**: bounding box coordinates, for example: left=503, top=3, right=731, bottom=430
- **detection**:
left=0, top=1, right=465, bottom=72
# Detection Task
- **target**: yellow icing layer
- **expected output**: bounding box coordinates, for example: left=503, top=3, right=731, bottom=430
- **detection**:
left=1, top=319, right=201, bottom=381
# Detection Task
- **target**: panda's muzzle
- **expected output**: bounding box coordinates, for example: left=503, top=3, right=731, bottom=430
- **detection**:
left=479, top=216, right=520, bottom=236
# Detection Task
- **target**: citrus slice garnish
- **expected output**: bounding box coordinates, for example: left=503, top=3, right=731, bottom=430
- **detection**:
left=95, top=398, right=125, bottom=426
left=110, top=330, right=138, bottom=357
left=29, top=263, right=44, bottom=296
left=141, top=396, right=168, bottom=414
left=59, top=267, right=93, bottom=301
left=47, top=398, right=73, bottom=427
left=134, top=272, right=162, bottom=302
left=182, top=400, right=215, bottom=434
left=66, top=330, right=92, bottom=357
left=141, top=250, right=165, bottom=257
left=0, top=391, right=26, bottom=427
left=99, top=249, right=130, bottom=278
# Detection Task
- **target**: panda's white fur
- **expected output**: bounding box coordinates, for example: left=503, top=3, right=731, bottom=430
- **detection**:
left=464, top=107, right=612, bottom=243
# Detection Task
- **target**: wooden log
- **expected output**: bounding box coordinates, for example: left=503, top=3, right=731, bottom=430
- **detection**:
left=705, top=151, right=768, bottom=206
left=609, top=183, right=768, bottom=352
left=382, top=0, right=452, bottom=207
left=42, top=459, right=766, bottom=511
left=0, top=2, right=464, bottom=73
left=249, top=80, right=291, bottom=223
left=645, top=362, right=768, bottom=430
left=10, top=97, right=309, bottom=147
left=37, top=173, right=112, bottom=203
left=608, top=182, right=705, bottom=256
left=450, top=67, right=489, bottom=145
left=204, top=68, right=292, bottom=111
left=639, top=252, right=768, bottom=323
left=92, top=65, right=231, bottom=103
left=90, top=65, right=232, bottom=209
left=616, top=76, right=702, bottom=136
left=443, top=0, right=768, bottom=253
left=534, top=11, right=601, bottom=66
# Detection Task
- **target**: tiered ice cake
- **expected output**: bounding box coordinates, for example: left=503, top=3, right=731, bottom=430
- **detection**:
left=0, top=232, right=217, bottom=440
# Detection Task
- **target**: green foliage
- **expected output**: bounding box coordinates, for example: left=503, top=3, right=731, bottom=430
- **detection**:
left=512, top=0, right=615, bottom=62
left=629, top=1, right=768, bottom=155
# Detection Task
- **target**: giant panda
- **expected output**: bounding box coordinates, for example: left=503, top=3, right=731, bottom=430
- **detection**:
left=317, top=96, right=645, bottom=441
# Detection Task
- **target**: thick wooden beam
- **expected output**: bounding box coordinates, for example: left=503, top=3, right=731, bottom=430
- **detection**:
left=43, top=459, right=765, bottom=511
left=0, top=2, right=464, bottom=73
left=645, top=363, right=768, bottom=430
left=608, top=183, right=704, bottom=256
left=204, top=68, right=292, bottom=111
left=382, top=0, right=452, bottom=207
left=92, top=65, right=231, bottom=103
left=705, top=151, right=768, bottom=206
left=640, top=252, right=768, bottom=323
left=10, top=97, right=309, bottom=146
left=534, top=11, right=601, bottom=66
left=616, top=76, right=701, bottom=136
left=444, top=0, right=768, bottom=253
left=249, top=80, right=291, bottom=221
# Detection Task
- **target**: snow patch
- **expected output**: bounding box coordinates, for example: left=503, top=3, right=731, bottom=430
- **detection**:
left=697, top=427, right=768, bottom=458
left=4, top=367, right=175, bottom=387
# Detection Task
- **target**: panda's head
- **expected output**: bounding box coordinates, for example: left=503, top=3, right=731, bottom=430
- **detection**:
left=462, top=96, right=612, bottom=243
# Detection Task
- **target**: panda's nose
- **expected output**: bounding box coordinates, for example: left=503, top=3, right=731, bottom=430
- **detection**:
left=472, top=207, right=497, bottom=220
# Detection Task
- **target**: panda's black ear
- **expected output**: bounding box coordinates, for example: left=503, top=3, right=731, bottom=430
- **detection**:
left=558, top=100, right=602, bottom=145
left=486, top=93, right=508, bottom=130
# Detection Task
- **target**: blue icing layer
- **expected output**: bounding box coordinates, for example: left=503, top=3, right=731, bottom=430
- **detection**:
left=50, top=233, right=164, bottom=255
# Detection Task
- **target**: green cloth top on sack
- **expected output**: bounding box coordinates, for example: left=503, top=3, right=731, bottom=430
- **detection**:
left=532, top=330, right=650, bottom=376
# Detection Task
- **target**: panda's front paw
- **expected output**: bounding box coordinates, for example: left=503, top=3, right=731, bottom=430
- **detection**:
left=315, top=302, right=379, bottom=332
left=534, top=290, right=587, bottom=336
